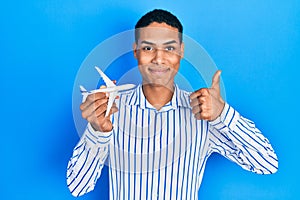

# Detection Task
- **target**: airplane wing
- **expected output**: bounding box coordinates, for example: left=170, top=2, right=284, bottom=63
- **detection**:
left=95, top=66, right=116, bottom=117
left=105, top=91, right=118, bottom=117
left=95, top=66, right=115, bottom=87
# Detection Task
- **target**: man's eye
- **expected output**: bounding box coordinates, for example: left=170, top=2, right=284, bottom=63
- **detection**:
left=165, top=46, right=175, bottom=51
left=142, top=46, right=153, bottom=51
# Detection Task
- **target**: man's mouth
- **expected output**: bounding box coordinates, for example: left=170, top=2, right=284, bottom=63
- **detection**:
left=148, top=67, right=170, bottom=75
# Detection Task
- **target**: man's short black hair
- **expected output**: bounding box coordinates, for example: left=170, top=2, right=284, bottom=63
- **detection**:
left=135, top=9, right=183, bottom=43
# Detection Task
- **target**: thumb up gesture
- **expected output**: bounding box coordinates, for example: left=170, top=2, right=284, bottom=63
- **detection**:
left=190, top=70, right=225, bottom=121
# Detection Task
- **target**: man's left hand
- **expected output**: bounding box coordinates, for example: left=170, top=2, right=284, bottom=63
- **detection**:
left=190, top=70, right=225, bottom=121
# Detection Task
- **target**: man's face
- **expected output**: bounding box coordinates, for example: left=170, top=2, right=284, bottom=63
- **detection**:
left=133, top=22, right=184, bottom=88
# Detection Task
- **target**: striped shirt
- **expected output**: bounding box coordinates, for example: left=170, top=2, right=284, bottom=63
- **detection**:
left=67, top=85, right=278, bottom=199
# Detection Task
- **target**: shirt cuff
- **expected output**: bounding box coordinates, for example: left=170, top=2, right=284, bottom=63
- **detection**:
left=83, top=123, right=113, bottom=146
left=209, top=103, right=240, bottom=131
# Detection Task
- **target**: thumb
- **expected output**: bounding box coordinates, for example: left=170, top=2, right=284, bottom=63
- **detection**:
left=211, top=70, right=222, bottom=91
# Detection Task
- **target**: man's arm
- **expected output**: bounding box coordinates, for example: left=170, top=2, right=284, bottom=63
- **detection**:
left=190, top=70, right=278, bottom=173
left=66, top=124, right=112, bottom=197
left=67, top=91, right=118, bottom=196
left=208, top=103, right=278, bottom=174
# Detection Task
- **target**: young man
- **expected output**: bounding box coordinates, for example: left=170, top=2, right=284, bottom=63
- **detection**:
left=67, top=9, right=278, bottom=199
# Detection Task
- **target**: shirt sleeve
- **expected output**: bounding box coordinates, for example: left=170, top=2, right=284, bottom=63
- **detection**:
left=66, top=123, right=113, bottom=197
left=208, top=103, right=278, bottom=174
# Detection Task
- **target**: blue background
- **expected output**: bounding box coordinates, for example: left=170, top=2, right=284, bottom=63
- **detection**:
left=1, top=0, right=299, bottom=199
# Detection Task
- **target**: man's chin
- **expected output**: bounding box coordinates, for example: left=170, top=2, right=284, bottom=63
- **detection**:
left=143, top=80, right=174, bottom=89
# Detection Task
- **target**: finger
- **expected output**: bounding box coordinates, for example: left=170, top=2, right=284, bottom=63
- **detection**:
left=199, top=103, right=209, bottom=112
left=82, top=106, right=95, bottom=120
left=200, top=88, right=210, bottom=96
left=86, top=104, right=107, bottom=123
left=190, top=88, right=209, bottom=100
left=86, top=113, right=98, bottom=125
left=80, top=99, right=93, bottom=113
left=81, top=98, right=108, bottom=119
left=198, top=96, right=208, bottom=104
left=197, top=112, right=211, bottom=121
left=94, top=102, right=109, bottom=118
left=106, top=102, right=119, bottom=117
left=195, top=113, right=204, bottom=120
left=189, top=96, right=205, bottom=107
left=190, top=98, right=200, bottom=107
left=190, top=91, right=201, bottom=100
left=94, top=101, right=119, bottom=118
left=89, top=99, right=119, bottom=120
left=94, top=104, right=118, bottom=125
left=80, top=94, right=107, bottom=113
left=192, top=105, right=201, bottom=115
left=88, top=92, right=107, bottom=102
left=80, top=88, right=108, bottom=110
left=190, top=91, right=210, bottom=108
left=211, top=70, right=222, bottom=91
left=192, top=101, right=211, bottom=115
left=109, top=105, right=119, bottom=116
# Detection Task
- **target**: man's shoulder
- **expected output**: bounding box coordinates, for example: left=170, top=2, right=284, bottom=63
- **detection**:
left=176, top=86, right=192, bottom=99
left=178, top=87, right=191, bottom=95
left=174, top=85, right=192, bottom=108
left=119, top=87, right=136, bottom=95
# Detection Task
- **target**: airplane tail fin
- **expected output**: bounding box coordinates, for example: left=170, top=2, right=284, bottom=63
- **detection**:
left=79, top=85, right=88, bottom=93
left=80, top=85, right=89, bottom=103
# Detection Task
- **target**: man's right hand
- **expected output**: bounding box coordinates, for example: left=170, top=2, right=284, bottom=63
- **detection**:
left=80, top=92, right=118, bottom=132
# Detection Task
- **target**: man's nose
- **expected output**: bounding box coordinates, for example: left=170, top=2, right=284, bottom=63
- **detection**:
left=152, top=49, right=165, bottom=64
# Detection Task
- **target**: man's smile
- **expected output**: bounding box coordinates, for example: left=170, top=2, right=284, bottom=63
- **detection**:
left=148, top=67, right=170, bottom=76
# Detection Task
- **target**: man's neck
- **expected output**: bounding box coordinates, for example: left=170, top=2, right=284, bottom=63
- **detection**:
left=142, top=83, right=174, bottom=111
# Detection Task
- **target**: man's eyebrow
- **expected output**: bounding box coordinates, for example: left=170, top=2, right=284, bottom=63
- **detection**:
left=140, top=41, right=155, bottom=45
left=140, top=40, right=178, bottom=45
left=163, top=40, right=178, bottom=45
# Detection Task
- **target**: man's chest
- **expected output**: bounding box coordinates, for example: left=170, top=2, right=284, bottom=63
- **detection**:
left=109, top=106, right=209, bottom=173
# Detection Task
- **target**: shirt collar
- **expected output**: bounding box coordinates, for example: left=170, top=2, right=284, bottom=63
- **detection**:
left=126, top=84, right=191, bottom=111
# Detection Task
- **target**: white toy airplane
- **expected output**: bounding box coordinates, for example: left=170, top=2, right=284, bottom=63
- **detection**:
left=80, top=66, right=136, bottom=117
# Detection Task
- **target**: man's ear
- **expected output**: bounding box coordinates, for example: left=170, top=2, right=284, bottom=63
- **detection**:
left=180, top=42, right=184, bottom=59
left=133, top=43, right=137, bottom=58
